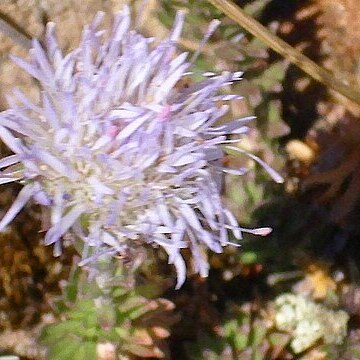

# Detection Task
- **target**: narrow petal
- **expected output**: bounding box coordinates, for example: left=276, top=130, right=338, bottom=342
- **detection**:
left=35, top=148, right=78, bottom=180
left=170, top=11, right=185, bottom=42
left=225, top=146, right=284, bottom=184
left=44, top=205, right=84, bottom=246
left=172, top=153, right=204, bottom=167
left=45, top=22, right=63, bottom=66
left=0, top=183, right=36, bottom=231
left=190, top=19, right=220, bottom=63
left=31, top=39, right=54, bottom=81
left=0, top=125, right=23, bottom=153
left=180, top=203, right=203, bottom=232
left=102, top=231, right=123, bottom=251
left=217, top=167, right=247, bottom=176
left=42, top=92, right=59, bottom=129
left=113, top=6, right=131, bottom=41
left=224, top=208, right=242, bottom=240
left=87, top=176, right=114, bottom=195
left=0, top=154, right=20, bottom=169
left=157, top=201, right=174, bottom=229
left=164, top=246, right=186, bottom=290
left=13, top=88, right=42, bottom=112
left=10, top=55, right=43, bottom=81
left=116, top=115, right=149, bottom=141
left=242, top=227, right=272, bottom=236
left=199, top=230, right=222, bottom=253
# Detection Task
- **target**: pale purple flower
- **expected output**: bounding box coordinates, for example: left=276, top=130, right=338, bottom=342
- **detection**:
left=0, top=7, right=282, bottom=288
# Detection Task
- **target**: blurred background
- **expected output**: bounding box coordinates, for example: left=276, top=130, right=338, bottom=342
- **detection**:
left=1, top=0, right=360, bottom=359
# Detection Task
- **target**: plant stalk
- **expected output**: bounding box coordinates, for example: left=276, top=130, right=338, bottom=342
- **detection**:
left=208, top=0, right=360, bottom=107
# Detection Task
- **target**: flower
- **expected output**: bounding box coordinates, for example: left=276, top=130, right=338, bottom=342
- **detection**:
left=0, top=7, right=282, bottom=288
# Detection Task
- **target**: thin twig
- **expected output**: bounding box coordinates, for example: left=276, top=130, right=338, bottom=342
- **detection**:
left=208, top=0, right=360, bottom=107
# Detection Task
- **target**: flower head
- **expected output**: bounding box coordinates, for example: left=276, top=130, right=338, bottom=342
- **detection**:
left=0, top=7, right=281, bottom=288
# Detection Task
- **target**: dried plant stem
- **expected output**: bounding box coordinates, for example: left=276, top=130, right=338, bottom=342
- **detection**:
left=208, top=0, right=360, bottom=107
left=0, top=13, right=32, bottom=50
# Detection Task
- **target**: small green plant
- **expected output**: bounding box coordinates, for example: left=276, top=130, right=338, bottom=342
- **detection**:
left=186, top=303, right=290, bottom=360
left=41, top=263, right=176, bottom=360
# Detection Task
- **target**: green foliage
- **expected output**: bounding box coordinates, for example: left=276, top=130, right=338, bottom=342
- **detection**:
left=41, top=264, right=176, bottom=359
left=185, top=304, right=291, bottom=360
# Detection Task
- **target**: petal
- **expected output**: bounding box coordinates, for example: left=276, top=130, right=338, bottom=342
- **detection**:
left=45, top=22, right=63, bottom=66
left=179, top=203, right=202, bottom=232
left=225, top=146, right=284, bottom=184
left=157, top=201, right=174, bottom=229
left=87, top=176, right=114, bottom=195
left=242, top=227, right=272, bottom=236
left=42, top=92, right=59, bottom=129
left=44, top=205, right=84, bottom=246
left=164, top=246, right=186, bottom=290
left=172, top=153, right=204, bottom=167
left=31, top=39, right=54, bottom=82
left=0, top=183, right=36, bottom=231
left=190, top=19, right=220, bottom=63
left=34, top=148, right=79, bottom=180
left=199, top=230, right=222, bottom=253
left=0, top=154, right=20, bottom=169
left=224, top=208, right=242, bottom=240
left=10, top=55, right=44, bottom=81
left=0, top=125, right=23, bottom=153
left=13, top=88, right=42, bottom=112
left=170, top=11, right=185, bottom=42
left=115, top=115, right=149, bottom=141
left=0, top=177, right=21, bottom=185
left=113, top=6, right=131, bottom=41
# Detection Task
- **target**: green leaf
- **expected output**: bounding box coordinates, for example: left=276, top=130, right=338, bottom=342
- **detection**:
left=115, top=326, right=129, bottom=339
left=62, top=268, right=81, bottom=303
left=83, top=312, right=98, bottom=330
left=47, top=340, right=80, bottom=360
left=79, top=327, right=98, bottom=340
left=72, top=300, right=96, bottom=318
left=233, top=333, right=249, bottom=351
left=119, top=298, right=148, bottom=320
left=223, top=319, right=238, bottom=338
left=73, top=342, right=97, bottom=360
left=112, top=287, right=129, bottom=298
left=41, top=320, right=83, bottom=344
left=248, top=322, right=267, bottom=347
